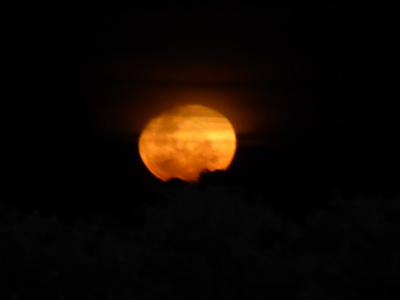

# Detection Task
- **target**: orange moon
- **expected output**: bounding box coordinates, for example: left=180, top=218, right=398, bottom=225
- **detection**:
left=138, top=104, right=236, bottom=182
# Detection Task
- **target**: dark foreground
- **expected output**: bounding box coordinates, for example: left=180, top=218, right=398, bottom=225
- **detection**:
left=1, top=187, right=399, bottom=299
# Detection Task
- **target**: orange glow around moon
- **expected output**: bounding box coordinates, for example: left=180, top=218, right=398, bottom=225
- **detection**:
left=139, top=104, right=236, bottom=182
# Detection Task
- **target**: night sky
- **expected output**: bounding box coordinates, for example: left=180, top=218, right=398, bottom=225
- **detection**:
left=5, top=3, right=397, bottom=216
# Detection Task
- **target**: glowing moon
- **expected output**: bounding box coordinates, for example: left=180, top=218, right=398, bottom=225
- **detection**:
left=139, top=104, right=236, bottom=182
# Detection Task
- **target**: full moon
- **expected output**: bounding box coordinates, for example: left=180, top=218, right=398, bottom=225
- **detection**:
left=139, top=104, right=236, bottom=182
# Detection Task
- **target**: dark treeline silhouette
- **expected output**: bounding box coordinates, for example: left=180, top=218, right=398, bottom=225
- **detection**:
left=1, top=185, right=399, bottom=299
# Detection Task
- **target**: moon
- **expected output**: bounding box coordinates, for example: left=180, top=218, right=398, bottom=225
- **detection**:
left=138, top=104, right=236, bottom=182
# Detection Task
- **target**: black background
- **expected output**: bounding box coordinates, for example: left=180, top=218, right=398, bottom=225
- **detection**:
left=4, top=2, right=397, bottom=217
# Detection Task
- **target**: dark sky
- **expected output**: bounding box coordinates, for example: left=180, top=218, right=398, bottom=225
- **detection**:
left=5, top=3, right=397, bottom=213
